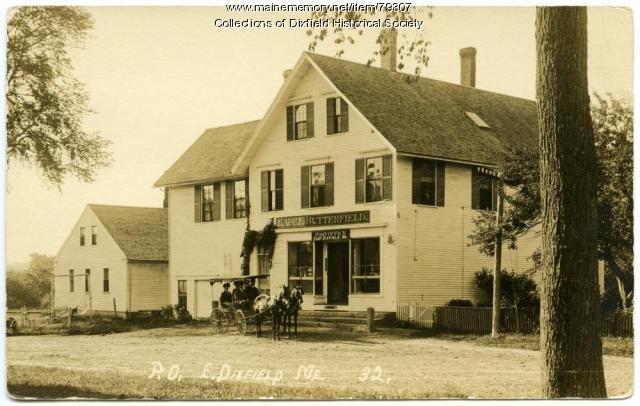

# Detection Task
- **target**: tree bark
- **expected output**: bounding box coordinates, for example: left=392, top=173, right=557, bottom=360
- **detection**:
left=602, top=245, right=628, bottom=310
left=536, top=7, right=606, bottom=398
left=491, top=178, right=504, bottom=337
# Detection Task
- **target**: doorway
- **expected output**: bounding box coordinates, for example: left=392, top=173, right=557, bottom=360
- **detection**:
left=327, top=241, right=349, bottom=305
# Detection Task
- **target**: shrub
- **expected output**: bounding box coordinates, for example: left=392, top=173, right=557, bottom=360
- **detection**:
left=160, top=305, right=175, bottom=320
left=173, top=305, right=192, bottom=323
left=474, top=268, right=539, bottom=308
left=446, top=299, right=473, bottom=307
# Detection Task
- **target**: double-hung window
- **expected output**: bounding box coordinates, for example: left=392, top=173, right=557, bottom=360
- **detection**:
left=194, top=183, right=221, bottom=222
left=286, top=103, right=314, bottom=140
left=80, top=227, right=85, bottom=246
left=177, top=280, right=187, bottom=309
left=472, top=168, right=497, bottom=211
left=326, top=97, right=349, bottom=134
left=412, top=158, right=445, bottom=206
left=261, top=169, right=283, bottom=211
left=224, top=179, right=248, bottom=219
left=355, top=155, right=392, bottom=203
left=301, top=163, right=334, bottom=208
left=91, top=226, right=97, bottom=245
left=103, top=268, right=109, bottom=293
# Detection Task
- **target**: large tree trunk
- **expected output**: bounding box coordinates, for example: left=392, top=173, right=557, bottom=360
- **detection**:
left=536, top=7, right=606, bottom=398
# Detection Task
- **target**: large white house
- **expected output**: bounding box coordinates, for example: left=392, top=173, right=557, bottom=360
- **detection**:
left=54, top=204, right=169, bottom=317
left=154, top=34, right=540, bottom=317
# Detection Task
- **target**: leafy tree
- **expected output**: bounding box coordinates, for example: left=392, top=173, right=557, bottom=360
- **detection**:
left=467, top=93, right=633, bottom=310
left=536, top=7, right=605, bottom=397
left=6, top=7, right=111, bottom=187
left=5, top=253, right=54, bottom=308
left=307, top=7, right=433, bottom=76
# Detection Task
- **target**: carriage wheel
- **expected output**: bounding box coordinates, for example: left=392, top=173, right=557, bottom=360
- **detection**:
left=235, top=310, right=247, bottom=336
left=210, top=309, right=225, bottom=334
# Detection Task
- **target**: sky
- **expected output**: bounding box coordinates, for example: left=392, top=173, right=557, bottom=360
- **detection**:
left=4, top=6, right=634, bottom=264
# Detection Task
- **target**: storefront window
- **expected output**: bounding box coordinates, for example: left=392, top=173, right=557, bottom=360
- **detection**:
left=351, top=238, right=380, bottom=294
left=288, top=242, right=313, bottom=293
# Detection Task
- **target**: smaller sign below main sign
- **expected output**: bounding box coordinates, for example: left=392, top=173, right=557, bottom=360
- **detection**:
left=312, top=229, right=350, bottom=241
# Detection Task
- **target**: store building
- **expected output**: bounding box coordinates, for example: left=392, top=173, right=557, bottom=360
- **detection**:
left=155, top=39, right=539, bottom=315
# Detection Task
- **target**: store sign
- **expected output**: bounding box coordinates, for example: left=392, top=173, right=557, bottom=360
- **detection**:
left=275, top=210, right=370, bottom=229
left=312, top=229, right=350, bottom=241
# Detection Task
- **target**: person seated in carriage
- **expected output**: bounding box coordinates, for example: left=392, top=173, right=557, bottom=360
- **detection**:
left=244, top=277, right=259, bottom=305
left=220, top=282, right=233, bottom=309
left=232, top=280, right=249, bottom=308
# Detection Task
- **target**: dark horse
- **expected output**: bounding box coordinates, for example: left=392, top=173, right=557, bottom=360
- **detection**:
left=283, top=285, right=304, bottom=338
left=253, top=289, right=288, bottom=341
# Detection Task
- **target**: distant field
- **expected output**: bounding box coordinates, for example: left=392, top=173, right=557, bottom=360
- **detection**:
left=6, top=325, right=634, bottom=399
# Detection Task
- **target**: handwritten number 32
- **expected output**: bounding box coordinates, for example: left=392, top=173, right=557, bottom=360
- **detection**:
left=358, top=366, right=384, bottom=382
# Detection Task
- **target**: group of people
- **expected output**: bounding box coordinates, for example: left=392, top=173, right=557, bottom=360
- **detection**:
left=219, top=278, right=260, bottom=310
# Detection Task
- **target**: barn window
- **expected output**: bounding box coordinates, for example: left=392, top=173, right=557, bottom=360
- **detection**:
left=288, top=242, right=313, bottom=293
left=85, top=269, right=90, bottom=292
left=91, top=226, right=97, bottom=245
left=351, top=238, right=380, bottom=294
left=80, top=227, right=85, bottom=246
left=177, top=280, right=187, bottom=309
left=69, top=270, right=75, bottom=292
left=103, top=268, right=109, bottom=293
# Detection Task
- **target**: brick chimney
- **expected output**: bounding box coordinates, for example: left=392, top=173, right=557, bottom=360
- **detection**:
left=459, top=47, right=477, bottom=87
left=380, top=28, right=398, bottom=71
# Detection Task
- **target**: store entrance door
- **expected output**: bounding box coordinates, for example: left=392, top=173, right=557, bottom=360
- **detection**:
left=327, top=241, right=349, bottom=305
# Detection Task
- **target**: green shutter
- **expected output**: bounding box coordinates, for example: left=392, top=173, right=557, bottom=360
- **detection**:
left=412, top=159, right=421, bottom=205
left=225, top=181, right=234, bottom=219
left=326, top=98, right=335, bottom=135
left=213, top=183, right=221, bottom=221
left=261, top=171, right=269, bottom=212
left=341, top=98, right=349, bottom=132
left=286, top=106, right=294, bottom=141
left=436, top=161, right=446, bottom=207
left=382, top=154, right=393, bottom=200
left=301, top=166, right=310, bottom=208
left=306, top=102, right=314, bottom=138
left=355, top=158, right=365, bottom=203
left=194, top=185, right=202, bottom=223
left=325, top=162, right=334, bottom=206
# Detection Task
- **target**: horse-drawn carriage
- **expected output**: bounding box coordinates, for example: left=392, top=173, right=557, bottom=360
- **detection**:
left=207, top=275, right=304, bottom=340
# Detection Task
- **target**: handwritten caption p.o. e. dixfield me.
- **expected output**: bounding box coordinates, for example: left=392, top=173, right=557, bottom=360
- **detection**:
left=148, top=362, right=391, bottom=385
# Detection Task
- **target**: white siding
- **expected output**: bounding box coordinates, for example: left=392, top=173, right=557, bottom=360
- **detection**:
left=249, top=66, right=398, bottom=312
left=395, top=157, right=539, bottom=306
left=54, top=207, right=129, bottom=312
left=129, top=262, right=169, bottom=311
left=167, top=186, right=246, bottom=316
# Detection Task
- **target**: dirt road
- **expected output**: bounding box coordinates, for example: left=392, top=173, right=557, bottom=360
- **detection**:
left=6, top=326, right=633, bottom=399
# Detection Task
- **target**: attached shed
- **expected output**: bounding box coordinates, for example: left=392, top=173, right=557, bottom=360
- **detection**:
left=53, top=204, right=169, bottom=317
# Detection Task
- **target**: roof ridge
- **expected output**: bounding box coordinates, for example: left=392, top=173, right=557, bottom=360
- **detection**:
left=88, top=203, right=166, bottom=210
left=305, top=51, right=536, bottom=104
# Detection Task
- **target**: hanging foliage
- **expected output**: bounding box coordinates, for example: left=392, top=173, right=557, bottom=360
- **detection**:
left=240, top=219, right=277, bottom=275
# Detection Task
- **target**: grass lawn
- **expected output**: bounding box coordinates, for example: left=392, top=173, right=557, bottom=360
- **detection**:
left=419, top=331, right=634, bottom=358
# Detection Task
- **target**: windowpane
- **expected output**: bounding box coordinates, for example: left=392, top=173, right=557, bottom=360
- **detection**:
left=202, top=185, right=214, bottom=222
left=351, top=238, right=380, bottom=294
left=416, top=160, right=436, bottom=205
left=365, top=157, right=383, bottom=202
left=268, top=170, right=283, bottom=211
left=294, top=105, right=307, bottom=139
left=91, top=226, right=97, bottom=245
left=234, top=180, right=246, bottom=218
left=80, top=227, right=85, bottom=246
left=257, top=247, right=271, bottom=295
left=288, top=242, right=313, bottom=293
left=103, top=268, right=109, bottom=293
left=178, top=280, right=187, bottom=309
left=310, top=164, right=326, bottom=207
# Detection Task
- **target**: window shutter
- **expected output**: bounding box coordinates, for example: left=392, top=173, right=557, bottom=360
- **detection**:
left=341, top=98, right=349, bottom=132
left=213, top=183, right=221, bottom=221
left=306, top=102, right=314, bottom=138
left=261, top=171, right=269, bottom=212
left=471, top=170, right=481, bottom=209
left=286, top=106, right=294, bottom=141
left=301, top=166, right=310, bottom=208
left=436, top=161, right=446, bottom=207
left=194, top=185, right=202, bottom=223
left=355, top=158, right=365, bottom=203
left=275, top=169, right=284, bottom=210
left=325, top=162, right=334, bottom=206
left=382, top=154, right=393, bottom=200
left=411, top=159, right=421, bottom=205
left=326, top=98, right=335, bottom=135
left=225, top=181, right=234, bottom=219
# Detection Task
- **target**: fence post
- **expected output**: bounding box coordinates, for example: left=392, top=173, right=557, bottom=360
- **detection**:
left=113, top=298, right=117, bottom=318
left=366, top=307, right=375, bottom=333
left=67, top=307, right=72, bottom=327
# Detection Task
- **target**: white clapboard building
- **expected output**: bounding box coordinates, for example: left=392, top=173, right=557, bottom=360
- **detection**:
left=53, top=204, right=169, bottom=317
left=154, top=34, right=540, bottom=316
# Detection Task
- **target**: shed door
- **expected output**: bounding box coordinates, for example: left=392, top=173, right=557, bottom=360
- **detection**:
left=195, top=280, right=214, bottom=319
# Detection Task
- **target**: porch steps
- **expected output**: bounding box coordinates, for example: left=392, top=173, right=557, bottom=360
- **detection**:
left=295, top=310, right=396, bottom=332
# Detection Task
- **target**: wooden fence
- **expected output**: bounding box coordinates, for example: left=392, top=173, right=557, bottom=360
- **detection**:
left=396, top=304, right=633, bottom=337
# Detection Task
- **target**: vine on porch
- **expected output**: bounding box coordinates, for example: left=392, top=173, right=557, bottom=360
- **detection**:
left=240, top=202, right=277, bottom=275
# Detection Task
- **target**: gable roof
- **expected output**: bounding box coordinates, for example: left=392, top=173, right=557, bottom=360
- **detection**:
left=154, top=121, right=259, bottom=187
left=89, top=204, right=168, bottom=262
left=306, top=52, right=538, bottom=165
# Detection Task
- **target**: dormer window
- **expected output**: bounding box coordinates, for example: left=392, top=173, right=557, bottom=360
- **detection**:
left=286, top=103, right=314, bottom=140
